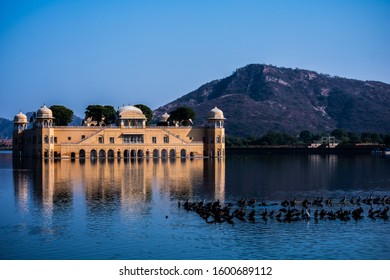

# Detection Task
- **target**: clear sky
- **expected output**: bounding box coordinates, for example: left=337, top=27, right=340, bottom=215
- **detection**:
left=0, top=0, right=389, bottom=119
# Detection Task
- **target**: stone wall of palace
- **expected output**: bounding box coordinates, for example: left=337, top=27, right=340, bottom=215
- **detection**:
left=13, top=125, right=225, bottom=159
left=12, top=105, right=226, bottom=159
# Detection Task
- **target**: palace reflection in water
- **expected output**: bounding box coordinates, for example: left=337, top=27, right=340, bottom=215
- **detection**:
left=12, top=157, right=226, bottom=220
left=5, top=152, right=390, bottom=259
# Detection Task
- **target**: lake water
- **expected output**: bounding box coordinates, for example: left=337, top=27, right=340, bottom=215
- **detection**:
left=1, top=150, right=390, bottom=260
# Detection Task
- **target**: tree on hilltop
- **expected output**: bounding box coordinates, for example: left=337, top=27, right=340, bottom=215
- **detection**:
left=168, top=106, right=196, bottom=126
left=85, top=105, right=116, bottom=125
left=50, top=105, right=74, bottom=126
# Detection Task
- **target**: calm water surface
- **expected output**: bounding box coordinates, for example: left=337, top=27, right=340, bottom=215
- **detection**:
left=0, top=150, right=389, bottom=260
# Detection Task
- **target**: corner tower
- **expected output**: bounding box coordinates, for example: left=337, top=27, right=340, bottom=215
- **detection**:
left=34, top=105, right=54, bottom=128
left=34, top=105, right=55, bottom=158
left=12, top=111, right=28, bottom=157
left=207, top=107, right=225, bottom=158
left=13, top=111, right=28, bottom=132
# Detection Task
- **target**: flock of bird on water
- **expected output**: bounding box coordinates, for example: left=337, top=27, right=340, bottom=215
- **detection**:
left=178, top=195, right=390, bottom=226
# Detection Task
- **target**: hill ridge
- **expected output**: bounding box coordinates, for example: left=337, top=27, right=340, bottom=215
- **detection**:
left=154, top=64, right=390, bottom=137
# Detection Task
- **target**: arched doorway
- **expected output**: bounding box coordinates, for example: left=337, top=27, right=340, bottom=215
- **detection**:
left=90, top=149, right=97, bottom=159
left=71, top=152, right=76, bottom=159
left=161, top=149, right=168, bottom=158
left=180, top=149, right=187, bottom=158
left=169, top=149, right=176, bottom=158
left=145, top=150, right=150, bottom=159
left=190, top=152, right=194, bottom=159
left=79, top=149, right=86, bottom=158
left=137, top=149, right=144, bottom=158
left=117, top=150, right=121, bottom=158
left=99, top=149, right=106, bottom=158
left=108, top=149, right=115, bottom=158
left=124, top=149, right=130, bottom=158
left=131, top=149, right=137, bottom=158
left=153, top=149, right=159, bottom=158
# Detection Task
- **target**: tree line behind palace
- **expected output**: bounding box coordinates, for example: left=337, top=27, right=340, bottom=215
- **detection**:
left=38, top=104, right=196, bottom=128
left=8, top=103, right=390, bottom=148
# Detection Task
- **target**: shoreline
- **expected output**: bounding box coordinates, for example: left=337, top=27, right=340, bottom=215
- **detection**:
left=227, top=145, right=386, bottom=155
left=1, top=145, right=388, bottom=156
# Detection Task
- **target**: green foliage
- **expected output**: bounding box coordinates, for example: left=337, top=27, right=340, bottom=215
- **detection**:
left=331, top=128, right=348, bottom=140
left=259, top=132, right=298, bottom=146
left=299, top=130, right=313, bottom=144
left=227, top=129, right=390, bottom=147
left=134, top=104, right=153, bottom=125
left=225, top=136, right=243, bottom=147
left=169, top=106, right=196, bottom=126
left=85, top=105, right=116, bottom=125
left=50, top=105, right=73, bottom=126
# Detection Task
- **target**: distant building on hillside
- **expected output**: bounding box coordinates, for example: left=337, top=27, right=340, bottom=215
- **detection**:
left=13, top=105, right=225, bottom=159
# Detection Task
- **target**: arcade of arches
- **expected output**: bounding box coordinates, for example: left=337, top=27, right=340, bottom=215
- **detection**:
left=71, top=148, right=196, bottom=159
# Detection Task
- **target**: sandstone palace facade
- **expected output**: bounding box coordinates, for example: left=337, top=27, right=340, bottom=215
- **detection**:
left=12, top=105, right=225, bottom=159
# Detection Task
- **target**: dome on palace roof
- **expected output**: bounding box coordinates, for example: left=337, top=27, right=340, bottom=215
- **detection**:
left=13, top=111, right=28, bottom=124
left=117, top=105, right=146, bottom=119
left=208, top=107, right=225, bottom=120
left=36, top=105, right=53, bottom=119
left=159, top=112, right=170, bottom=123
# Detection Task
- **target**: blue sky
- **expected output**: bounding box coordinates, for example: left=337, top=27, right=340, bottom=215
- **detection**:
left=0, top=0, right=389, bottom=119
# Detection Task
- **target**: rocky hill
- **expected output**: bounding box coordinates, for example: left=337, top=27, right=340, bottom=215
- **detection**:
left=154, top=64, right=390, bottom=137
left=0, top=118, right=13, bottom=139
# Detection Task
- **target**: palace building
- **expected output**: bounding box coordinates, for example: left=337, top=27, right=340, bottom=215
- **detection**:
left=12, top=105, right=225, bottom=159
